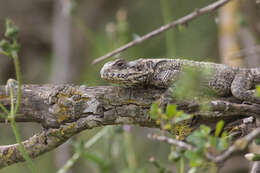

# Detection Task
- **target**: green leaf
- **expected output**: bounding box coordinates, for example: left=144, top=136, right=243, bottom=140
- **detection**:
left=175, top=110, right=184, bottom=117
left=221, top=131, right=227, bottom=139
left=254, top=137, right=260, bottom=145
left=0, top=39, right=11, bottom=55
left=166, top=104, right=177, bottom=118
left=186, top=131, right=207, bottom=148
left=178, top=24, right=185, bottom=32
left=215, top=120, right=224, bottom=137
left=209, top=136, right=217, bottom=148
left=216, top=138, right=228, bottom=151
left=175, top=113, right=192, bottom=123
left=200, top=125, right=211, bottom=136
left=255, top=139, right=260, bottom=145
left=150, top=102, right=159, bottom=119
left=163, top=123, right=171, bottom=130
left=184, top=150, right=203, bottom=167
left=256, top=85, right=260, bottom=98
left=5, top=19, right=19, bottom=40
left=168, top=150, right=181, bottom=162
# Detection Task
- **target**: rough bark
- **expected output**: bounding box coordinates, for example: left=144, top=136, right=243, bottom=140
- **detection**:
left=0, top=84, right=259, bottom=168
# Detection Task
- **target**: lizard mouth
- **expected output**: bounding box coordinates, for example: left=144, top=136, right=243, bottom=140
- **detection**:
left=101, top=71, right=148, bottom=87
left=101, top=72, right=128, bottom=80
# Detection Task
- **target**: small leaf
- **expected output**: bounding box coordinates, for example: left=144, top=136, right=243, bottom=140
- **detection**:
left=209, top=136, right=217, bottom=148
left=184, top=150, right=203, bottom=167
left=166, top=104, right=177, bottom=118
left=254, top=137, right=260, bottom=145
left=256, top=85, right=260, bottom=98
left=163, top=123, right=171, bottom=130
left=5, top=19, right=19, bottom=39
left=0, top=39, right=11, bottom=54
left=215, top=120, right=224, bottom=137
left=150, top=102, right=159, bottom=119
left=221, top=131, right=227, bottom=139
left=175, top=113, right=192, bottom=123
left=200, top=125, right=211, bottom=136
left=175, top=110, right=184, bottom=117
left=161, top=113, right=168, bottom=120
left=186, top=131, right=207, bottom=148
left=217, top=138, right=228, bottom=151
left=178, top=24, right=185, bottom=32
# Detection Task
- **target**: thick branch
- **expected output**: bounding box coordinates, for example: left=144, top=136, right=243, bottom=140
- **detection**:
left=0, top=84, right=259, bottom=168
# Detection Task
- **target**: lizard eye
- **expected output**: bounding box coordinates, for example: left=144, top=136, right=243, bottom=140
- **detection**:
left=117, top=62, right=124, bottom=67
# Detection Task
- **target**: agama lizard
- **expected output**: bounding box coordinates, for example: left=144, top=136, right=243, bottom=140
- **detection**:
left=100, top=58, right=260, bottom=103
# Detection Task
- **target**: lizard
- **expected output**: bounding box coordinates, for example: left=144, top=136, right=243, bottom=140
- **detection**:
left=100, top=58, right=260, bottom=103
left=100, top=58, right=260, bottom=138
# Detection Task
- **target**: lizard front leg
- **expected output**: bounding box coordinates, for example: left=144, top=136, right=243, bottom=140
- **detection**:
left=231, top=71, right=260, bottom=103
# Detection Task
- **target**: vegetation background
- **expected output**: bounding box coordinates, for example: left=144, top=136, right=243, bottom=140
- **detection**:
left=0, top=0, right=259, bottom=172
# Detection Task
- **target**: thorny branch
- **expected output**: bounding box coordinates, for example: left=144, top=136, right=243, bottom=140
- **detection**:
left=0, top=84, right=259, bottom=168
left=92, top=0, right=234, bottom=64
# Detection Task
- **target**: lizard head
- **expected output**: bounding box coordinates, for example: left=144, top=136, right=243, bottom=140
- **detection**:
left=100, top=59, right=153, bottom=87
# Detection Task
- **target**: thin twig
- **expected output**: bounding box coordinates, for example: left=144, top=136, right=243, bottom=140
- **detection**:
left=147, top=134, right=194, bottom=150
left=13, top=52, right=22, bottom=115
left=57, top=126, right=112, bottom=173
left=148, top=128, right=260, bottom=164
left=206, top=127, right=260, bottom=163
left=8, top=81, right=37, bottom=173
left=92, top=0, right=233, bottom=64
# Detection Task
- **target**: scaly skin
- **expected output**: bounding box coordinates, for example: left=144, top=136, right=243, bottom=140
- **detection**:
left=100, top=58, right=260, bottom=103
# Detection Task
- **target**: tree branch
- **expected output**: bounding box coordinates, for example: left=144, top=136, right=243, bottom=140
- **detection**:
left=0, top=84, right=259, bottom=168
left=206, top=127, right=260, bottom=163
left=147, top=134, right=194, bottom=150
left=92, top=0, right=234, bottom=64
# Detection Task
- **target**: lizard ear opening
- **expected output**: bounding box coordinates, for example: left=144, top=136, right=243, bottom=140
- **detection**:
left=137, top=65, right=143, bottom=71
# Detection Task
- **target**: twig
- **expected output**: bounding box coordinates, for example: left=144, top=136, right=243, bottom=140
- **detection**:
left=92, top=0, right=233, bottom=64
left=57, top=126, right=111, bottom=173
left=206, top=127, right=260, bottom=163
left=8, top=81, right=37, bottom=173
left=147, top=134, right=194, bottom=150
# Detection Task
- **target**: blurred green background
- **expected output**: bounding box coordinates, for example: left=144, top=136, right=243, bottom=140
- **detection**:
left=0, top=0, right=259, bottom=172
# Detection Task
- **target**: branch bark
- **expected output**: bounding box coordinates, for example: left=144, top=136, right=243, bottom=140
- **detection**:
left=0, top=84, right=259, bottom=168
